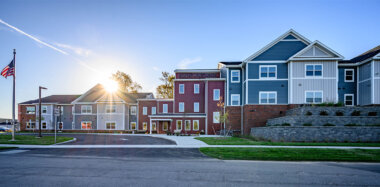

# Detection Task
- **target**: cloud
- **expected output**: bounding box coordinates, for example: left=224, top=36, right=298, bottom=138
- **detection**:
left=177, top=57, right=202, bottom=69
left=55, top=43, right=92, bottom=57
left=0, top=19, right=68, bottom=55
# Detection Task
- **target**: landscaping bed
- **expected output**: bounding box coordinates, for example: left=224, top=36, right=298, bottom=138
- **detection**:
left=200, top=147, right=380, bottom=162
left=0, top=135, right=74, bottom=145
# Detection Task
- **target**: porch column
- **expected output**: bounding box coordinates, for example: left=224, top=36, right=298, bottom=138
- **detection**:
left=149, top=118, right=152, bottom=134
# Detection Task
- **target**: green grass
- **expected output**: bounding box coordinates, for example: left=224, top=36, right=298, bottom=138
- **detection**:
left=0, top=135, right=73, bottom=145
left=195, top=137, right=380, bottom=147
left=200, top=147, right=380, bottom=162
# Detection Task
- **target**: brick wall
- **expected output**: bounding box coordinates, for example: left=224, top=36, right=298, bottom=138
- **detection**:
left=225, top=106, right=241, bottom=131
left=18, top=105, right=36, bottom=131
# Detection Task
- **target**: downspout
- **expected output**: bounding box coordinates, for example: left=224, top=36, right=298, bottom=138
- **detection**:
left=241, top=62, right=246, bottom=135
left=205, top=80, right=208, bottom=135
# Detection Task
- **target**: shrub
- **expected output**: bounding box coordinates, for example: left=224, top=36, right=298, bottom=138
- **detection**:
left=327, top=102, right=334, bottom=107
left=305, top=111, right=312, bottom=116
left=368, top=112, right=378, bottom=116
left=335, top=111, right=344, bottom=116
left=281, top=123, right=291, bottom=126
left=351, top=110, right=361, bottom=116
left=323, top=123, right=335, bottom=126
left=334, top=102, right=344, bottom=107
left=303, top=123, right=312, bottom=126
left=344, top=124, right=359, bottom=126
left=319, top=110, right=328, bottom=116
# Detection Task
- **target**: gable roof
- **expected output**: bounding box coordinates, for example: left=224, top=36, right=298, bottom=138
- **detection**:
left=244, top=29, right=312, bottom=61
left=289, top=40, right=344, bottom=60
left=350, top=45, right=380, bottom=63
left=20, top=95, right=81, bottom=105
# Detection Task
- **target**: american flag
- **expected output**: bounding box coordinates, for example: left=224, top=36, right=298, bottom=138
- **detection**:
left=1, top=59, right=15, bottom=78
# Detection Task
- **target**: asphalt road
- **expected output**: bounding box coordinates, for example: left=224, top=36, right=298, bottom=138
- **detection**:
left=1, top=148, right=380, bottom=186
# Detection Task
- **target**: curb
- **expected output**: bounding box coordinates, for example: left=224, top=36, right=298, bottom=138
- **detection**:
left=55, top=138, right=77, bottom=145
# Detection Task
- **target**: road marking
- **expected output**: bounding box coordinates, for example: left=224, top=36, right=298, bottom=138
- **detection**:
left=121, top=138, right=128, bottom=141
left=0, top=150, right=29, bottom=154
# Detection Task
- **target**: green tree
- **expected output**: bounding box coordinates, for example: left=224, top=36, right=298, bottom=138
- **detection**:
left=112, top=71, right=142, bottom=93
left=156, top=71, right=175, bottom=98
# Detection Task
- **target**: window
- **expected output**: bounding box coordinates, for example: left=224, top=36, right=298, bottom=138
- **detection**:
left=163, top=104, right=168, bottom=113
left=130, top=122, right=136, bottom=130
left=152, top=107, right=156, bottom=115
left=106, top=122, right=116, bottom=130
left=26, top=122, right=36, bottom=129
left=81, top=121, right=92, bottom=129
left=193, top=120, right=199, bottom=131
left=231, top=94, right=240, bottom=106
left=345, top=69, right=354, bottom=82
left=194, top=102, right=199, bottom=112
left=179, top=84, right=184, bottom=94
left=42, top=122, right=47, bottom=129
left=213, top=112, right=220, bottom=123
left=163, top=122, right=168, bottom=131
left=176, top=120, right=182, bottom=130
left=305, top=91, right=323, bottom=104
left=143, top=107, right=147, bottom=115
left=152, top=122, right=157, bottom=131
left=213, top=89, right=220, bottom=101
left=42, top=106, right=48, bottom=114
left=185, top=120, right=191, bottom=131
left=179, top=102, right=184, bottom=112
left=106, top=105, right=116, bottom=113
left=259, top=92, right=277, bottom=104
left=260, top=65, right=277, bottom=79
left=344, top=94, right=354, bottom=106
left=231, top=70, right=240, bottom=83
left=194, top=84, right=199, bottom=94
left=143, top=122, right=147, bottom=130
left=305, top=64, right=322, bottom=77
left=130, top=106, right=137, bottom=115
left=59, top=106, right=64, bottom=115
left=81, top=105, right=92, bottom=114
left=26, top=107, right=35, bottom=114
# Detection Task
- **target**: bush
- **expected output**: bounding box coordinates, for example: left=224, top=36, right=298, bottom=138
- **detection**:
left=327, top=102, right=335, bottom=107
left=335, top=111, right=344, bottom=116
left=319, top=110, right=328, bottom=116
left=281, top=123, right=291, bottom=126
left=334, top=102, right=344, bottom=107
left=323, top=123, right=335, bottom=126
left=305, top=111, right=312, bottom=116
left=344, top=124, right=359, bottom=126
left=368, top=112, right=378, bottom=116
left=303, top=123, right=312, bottom=126
left=351, top=110, right=361, bottom=116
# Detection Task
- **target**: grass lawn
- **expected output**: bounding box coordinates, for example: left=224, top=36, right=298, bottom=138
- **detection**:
left=200, top=147, right=380, bottom=162
left=0, top=135, right=73, bottom=145
left=195, top=137, right=380, bottom=147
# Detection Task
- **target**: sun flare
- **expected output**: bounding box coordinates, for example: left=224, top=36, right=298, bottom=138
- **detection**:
left=102, top=78, right=119, bottom=93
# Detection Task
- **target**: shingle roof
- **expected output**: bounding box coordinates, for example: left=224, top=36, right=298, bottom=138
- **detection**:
left=218, top=61, right=243, bottom=65
left=19, top=95, right=81, bottom=105
left=350, top=45, right=380, bottom=63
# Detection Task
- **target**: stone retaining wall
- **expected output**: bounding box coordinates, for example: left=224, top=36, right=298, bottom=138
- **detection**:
left=267, top=116, right=380, bottom=126
left=251, top=127, right=380, bottom=142
left=286, top=106, right=380, bottom=116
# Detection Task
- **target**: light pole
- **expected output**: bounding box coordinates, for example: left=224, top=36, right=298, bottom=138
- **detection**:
left=38, top=86, right=47, bottom=138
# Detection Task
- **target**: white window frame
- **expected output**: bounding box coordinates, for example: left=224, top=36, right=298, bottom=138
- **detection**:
left=179, top=84, right=185, bottom=94
left=344, top=94, right=354, bottom=106
left=143, top=107, right=147, bottom=115
left=152, top=122, right=157, bottom=131
left=231, top=70, right=240, bottom=83
left=231, top=94, right=240, bottom=106
left=213, top=112, right=220, bottom=123
left=179, top=102, right=184, bottom=112
left=151, top=107, right=156, bottom=115
left=130, top=106, right=137, bottom=115
left=105, top=121, right=116, bottom=130
left=259, top=91, right=277, bottom=104
left=163, top=122, right=168, bottom=131
left=26, top=106, right=36, bottom=114
left=185, top=120, right=191, bottom=131
left=344, top=69, right=354, bottom=82
left=194, top=102, right=199, bottom=112
left=42, top=106, right=48, bottom=114
left=176, top=120, right=182, bottom=130
left=42, top=121, right=47, bottom=129
left=81, top=105, right=92, bottom=114
left=106, top=105, right=116, bottom=113
left=59, top=106, right=64, bottom=115
left=163, top=104, right=168, bottom=113
left=26, top=122, right=36, bottom=129
left=130, top=122, right=137, bottom=130
left=143, top=122, right=147, bottom=131
left=194, top=84, right=199, bottom=94
left=193, top=120, right=199, bottom=131
left=259, top=65, right=277, bottom=79
left=81, top=121, right=92, bottom=130
left=213, top=89, right=220, bottom=101
left=305, top=64, right=323, bottom=77
left=305, top=91, right=323, bottom=104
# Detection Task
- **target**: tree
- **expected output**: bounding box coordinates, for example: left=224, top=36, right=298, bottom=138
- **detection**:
left=214, top=96, right=229, bottom=136
left=156, top=71, right=175, bottom=98
left=111, top=71, right=142, bottom=93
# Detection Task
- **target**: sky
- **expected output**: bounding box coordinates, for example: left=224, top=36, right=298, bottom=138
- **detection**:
left=0, top=0, right=379, bottom=119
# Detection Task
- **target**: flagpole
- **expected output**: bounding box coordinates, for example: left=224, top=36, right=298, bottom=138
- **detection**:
left=11, top=49, right=16, bottom=141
